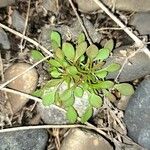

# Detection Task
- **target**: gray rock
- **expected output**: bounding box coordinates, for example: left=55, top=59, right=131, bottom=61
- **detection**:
left=39, top=17, right=101, bottom=50
left=106, top=46, right=150, bottom=82
left=130, top=12, right=150, bottom=35
left=74, top=0, right=150, bottom=13
left=0, top=28, right=10, bottom=49
left=42, top=0, right=58, bottom=13
left=37, top=83, right=92, bottom=124
left=37, top=104, right=68, bottom=124
left=0, top=129, right=48, bottom=150
left=124, top=76, right=150, bottom=149
left=60, top=128, right=113, bottom=150
left=12, top=10, right=25, bottom=33
left=0, top=0, right=15, bottom=7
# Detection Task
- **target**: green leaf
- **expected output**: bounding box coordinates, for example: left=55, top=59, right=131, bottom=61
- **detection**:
left=89, top=93, right=102, bottom=108
left=104, top=39, right=114, bottom=52
left=114, top=83, right=134, bottom=96
left=44, top=79, right=63, bottom=88
left=62, top=42, right=75, bottom=61
left=55, top=48, right=64, bottom=60
left=66, top=106, right=77, bottom=123
left=95, top=48, right=110, bottom=61
left=92, top=81, right=114, bottom=89
left=32, top=89, right=43, bottom=97
left=51, top=70, right=61, bottom=78
left=77, top=33, right=85, bottom=44
left=81, top=106, right=93, bottom=123
left=66, top=66, right=78, bottom=75
left=74, top=42, right=87, bottom=62
left=42, top=91, right=55, bottom=106
left=74, top=86, right=84, bottom=97
left=48, top=59, right=62, bottom=67
left=95, top=70, right=107, bottom=79
left=79, top=55, right=85, bottom=62
left=50, top=31, right=61, bottom=47
left=51, top=40, right=59, bottom=50
left=63, top=96, right=75, bottom=107
left=82, top=82, right=89, bottom=91
left=105, top=63, right=121, bottom=72
left=31, top=50, right=44, bottom=61
left=61, top=89, right=73, bottom=101
left=86, top=44, right=98, bottom=60
left=61, top=60, right=69, bottom=67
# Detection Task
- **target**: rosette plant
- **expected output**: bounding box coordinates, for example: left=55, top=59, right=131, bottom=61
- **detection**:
left=31, top=31, right=134, bottom=123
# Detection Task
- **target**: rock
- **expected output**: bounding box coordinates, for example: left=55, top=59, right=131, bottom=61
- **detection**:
left=37, top=82, right=92, bottom=124
left=37, top=104, right=68, bottom=124
left=42, top=0, right=59, bottom=13
left=106, top=46, right=150, bottom=82
left=116, top=95, right=131, bottom=110
left=12, top=10, right=25, bottom=33
left=39, top=17, right=101, bottom=50
left=0, top=28, right=10, bottom=49
left=130, top=12, right=150, bottom=35
left=0, top=129, right=48, bottom=150
left=60, top=128, right=113, bottom=150
left=0, top=0, right=15, bottom=7
left=74, top=0, right=150, bottom=13
left=124, top=76, right=150, bottom=149
left=4, top=63, right=38, bottom=113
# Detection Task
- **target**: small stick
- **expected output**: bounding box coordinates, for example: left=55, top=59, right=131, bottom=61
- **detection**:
left=19, top=0, right=31, bottom=53
left=0, top=23, right=51, bottom=56
left=68, top=0, right=92, bottom=44
left=92, top=0, right=144, bottom=47
left=0, top=55, right=51, bottom=90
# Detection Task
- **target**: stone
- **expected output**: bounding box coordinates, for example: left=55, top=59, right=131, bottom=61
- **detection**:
left=124, top=76, right=150, bottom=149
left=130, top=12, right=150, bottom=35
left=39, top=17, right=101, bottom=50
left=0, top=28, right=10, bottom=49
left=0, top=129, right=48, bottom=150
left=37, top=82, right=92, bottom=124
left=0, top=0, right=15, bottom=8
left=60, top=128, right=113, bottom=150
left=42, top=0, right=59, bottom=13
left=37, top=104, right=68, bottom=124
left=4, top=63, right=38, bottom=113
left=116, top=95, right=131, bottom=110
left=12, top=10, right=25, bottom=33
left=74, top=0, right=150, bottom=13
left=106, top=46, right=150, bottom=82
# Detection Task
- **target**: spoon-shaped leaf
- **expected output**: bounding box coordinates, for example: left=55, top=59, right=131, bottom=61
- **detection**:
left=86, top=44, right=98, bottom=60
left=66, top=106, right=78, bottom=123
left=81, top=106, right=93, bottom=123
left=42, top=90, right=55, bottom=106
left=104, top=39, right=114, bottom=52
left=105, top=63, right=121, bottom=72
left=74, top=42, right=87, bottom=62
left=77, top=33, right=85, bottom=44
left=31, top=50, right=44, bottom=61
left=89, top=93, right=102, bottom=108
left=114, top=83, right=134, bottom=96
left=62, top=42, right=75, bottom=61
left=95, top=48, right=110, bottom=61
left=50, top=31, right=61, bottom=47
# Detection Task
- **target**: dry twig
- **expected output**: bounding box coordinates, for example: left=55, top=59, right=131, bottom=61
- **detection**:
left=68, top=0, right=92, bottom=44
left=19, top=0, right=31, bottom=53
